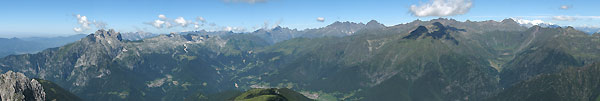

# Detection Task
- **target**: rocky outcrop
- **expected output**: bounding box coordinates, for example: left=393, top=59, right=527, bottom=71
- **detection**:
left=0, top=71, right=46, bottom=101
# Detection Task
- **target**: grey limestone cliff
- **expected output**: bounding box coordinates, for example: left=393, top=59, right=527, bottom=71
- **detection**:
left=0, top=71, right=46, bottom=101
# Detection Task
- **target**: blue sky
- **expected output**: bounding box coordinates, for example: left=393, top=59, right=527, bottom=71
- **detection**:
left=0, top=0, right=599, bottom=37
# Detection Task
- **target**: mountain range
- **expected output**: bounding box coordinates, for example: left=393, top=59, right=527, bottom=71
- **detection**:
left=0, top=34, right=86, bottom=58
left=0, top=18, right=599, bottom=101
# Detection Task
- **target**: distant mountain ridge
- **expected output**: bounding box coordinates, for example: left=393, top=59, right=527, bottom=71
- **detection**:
left=0, top=34, right=87, bottom=58
left=180, top=20, right=386, bottom=44
left=1, top=18, right=600, bottom=101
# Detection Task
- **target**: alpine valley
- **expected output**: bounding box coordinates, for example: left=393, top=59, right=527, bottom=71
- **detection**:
left=2, top=18, right=600, bottom=101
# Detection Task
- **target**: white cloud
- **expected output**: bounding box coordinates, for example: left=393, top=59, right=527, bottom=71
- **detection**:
left=73, top=27, right=83, bottom=32
left=164, top=21, right=172, bottom=28
left=272, top=20, right=281, bottom=28
left=262, top=20, right=282, bottom=29
left=174, top=17, right=192, bottom=27
left=192, top=22, right=201, bottom=29
left=223, top=0, right=267, bottom=4
left=196, top=16, right=206, bottom=23
left=148, top=14, right=198, bottom=29
left=514, top=18, right=554, bottom=26
left=560, top=5, right=571, bottom=10
left=409, top=0, right=472, bottom=17
left=316, top=17, right=325, bottom=22
left=151, top=20, right=166, bottom=28
left=158, top=14, right=167, bottom=20
left=194, top=24, right=200, bottom=29
left=552, top=16, right=576, bottom=21
left=223, top=26, right=233, bottom=31
left=76, top=15, right=90, bottom=29
left=263, top=21, right=270, bottom=29
left=223, top=26, right=246, bottom=32
left=93, top=20, right=107, bottom=29
left=73, top=14, right=107, bottom=33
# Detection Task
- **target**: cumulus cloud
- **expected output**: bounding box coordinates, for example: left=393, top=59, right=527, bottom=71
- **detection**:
left=76, top=15, right=90, bottom=29
left=73, top=14, right=108, bottom=33
left=174, top=17, right=192, bottom=27
left=223, top=0, right=268, bottom=4
left=147, top=14, right=201, bottom=29
left=560, top=5, right=571, bottom=10
left=316, top=17, right=325, bottom=22
left=409, top=0, right=472, bottom=17
left=552, top=16, right=576, bottom=21
left=151, top=20, right=166, bottom=28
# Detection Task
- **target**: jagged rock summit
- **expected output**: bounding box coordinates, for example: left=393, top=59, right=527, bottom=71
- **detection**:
left=0, top=71, right=46, bottom=101
left=88, top=29, right=123, bottom=41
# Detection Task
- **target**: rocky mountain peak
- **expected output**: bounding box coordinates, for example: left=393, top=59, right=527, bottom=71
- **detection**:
left=366, top=20, right=381, bottom=25
left=0, top=71, right=46, bottom=101
left=327, top=21, right=364, bottom=28
left=565, top=26, right=576, bottom=31
left=91, top=29, right=123, bottom=41
left=501, top=18, right=518, bottom=25
left=272, top=26, right=283, bottom=30
left=82, top=29, right=125, bottom=48
left=429, top=18, right=459, bottom=24
left=365, top=20, right=385, bottom=29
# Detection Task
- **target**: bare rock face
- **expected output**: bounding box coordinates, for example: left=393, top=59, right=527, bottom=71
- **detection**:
left=0, top=71, right=46, bottom=101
